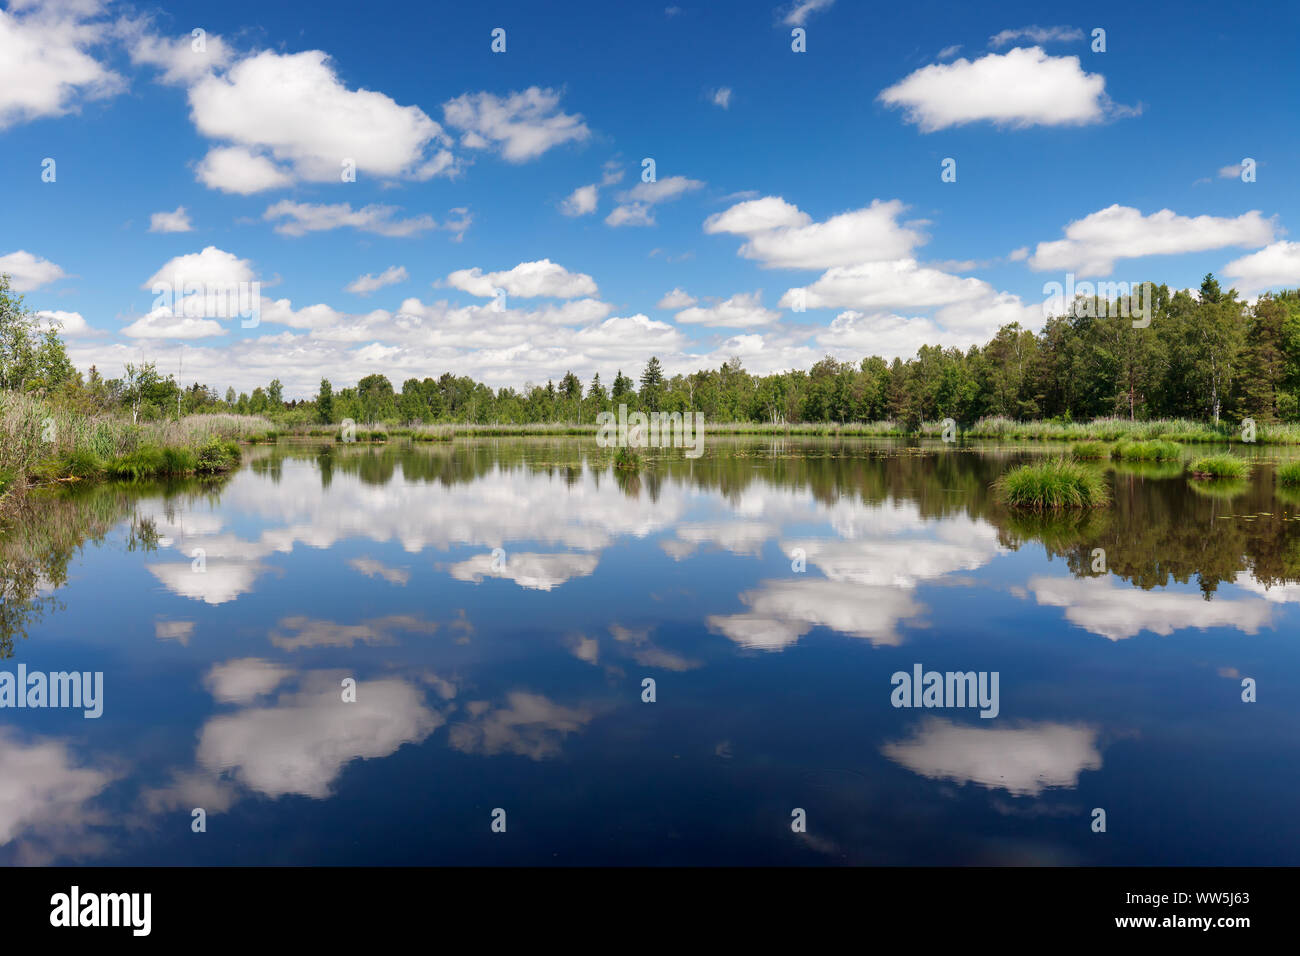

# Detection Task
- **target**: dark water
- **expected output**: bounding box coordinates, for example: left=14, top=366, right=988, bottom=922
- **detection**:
left=2, top=437, right=1299, bottom=865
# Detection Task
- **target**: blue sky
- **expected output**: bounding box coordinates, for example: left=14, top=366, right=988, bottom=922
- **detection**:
left=2, top=0, right=1298, bottom=397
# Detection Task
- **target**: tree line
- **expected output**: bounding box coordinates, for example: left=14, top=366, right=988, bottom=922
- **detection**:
left=6, top=273, right=1300, bottom=427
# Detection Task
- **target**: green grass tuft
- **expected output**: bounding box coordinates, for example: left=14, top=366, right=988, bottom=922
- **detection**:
left=993, top=459, right=1110, bottom=510
left=104, top=445, right=167, bottom=479
left=1189, top=454, right=1250, bottom=479
left=1277, top=460, right=1300, bottom=487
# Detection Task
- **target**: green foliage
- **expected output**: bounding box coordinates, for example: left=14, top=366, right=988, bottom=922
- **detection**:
left=1189, top=455, right=1250, bottom=479
left=317, top=378, right=334, bottom=424
left=614, top=446, right=641, bottom=471
left=1277, top=461, right=1300, bottom=487
left=196, top=438, right=241, bottom=474
left=993, top=459, right=1111, bottom=510
left=53, top=448, right=104, bottom=480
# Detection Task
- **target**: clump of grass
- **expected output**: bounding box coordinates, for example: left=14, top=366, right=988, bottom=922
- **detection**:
left=992, top=459, right=1110, bottom=510
left=1277, top=461, right=1300, bottom=487
left=159, top=446, right=198, bottom=474
left=244, top=429, right=280, bottom=444
left=1189, top=454, right=1250, bottom=479
left=1070, top=441, right=1112, bottom=460
left=62, top=448, right=104, bottom=479
left=0, top=466, right=14, bottom=498
left=1113, top=439, right=1182, bottom=461
left=614, top=446, right=641, bottom=471
left=29, top=448, right=104, bottom=482
left=105, top=445, right=168, bottom=480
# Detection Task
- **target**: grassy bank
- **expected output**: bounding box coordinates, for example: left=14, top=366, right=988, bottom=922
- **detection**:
left=212, top=414, right=1300, bottom=444
left=956, top=416, right=1300, bottom=444
left=0, top=394, right=261, bottom=516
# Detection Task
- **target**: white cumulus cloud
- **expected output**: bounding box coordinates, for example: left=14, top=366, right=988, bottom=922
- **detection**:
left=879, top=47, right=1119, bottom=132
left=149, top=206, right=193, bottom=233
left=1029, top=205, right=1276, bottom=276
left=442, top=87, right=590, bottom=162
left=444, top=260, right=598, bottom=299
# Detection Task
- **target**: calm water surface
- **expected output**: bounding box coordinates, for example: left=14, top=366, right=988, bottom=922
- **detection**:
left=3, top=437, right=1299, bottom=865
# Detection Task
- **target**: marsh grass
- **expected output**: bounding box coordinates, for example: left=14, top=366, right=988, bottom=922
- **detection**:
left=1112, top=439, right=1183, bottom=461
left=1189, top=454, right=1251, bottom=479
left=614, top=446, right=642, bottom=471
left=1070, top=441, right=1112, bottom=460
left=0, top=394, right=253, bottom=504
left=1277, top=461, right=1300, bottom=487
left=993, top=459, right=1110, bottom=510
left=964, top=416, right=1300, bottom=444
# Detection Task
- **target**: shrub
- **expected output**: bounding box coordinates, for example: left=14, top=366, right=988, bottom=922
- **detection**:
left=196, top=438, right=241, bottom=474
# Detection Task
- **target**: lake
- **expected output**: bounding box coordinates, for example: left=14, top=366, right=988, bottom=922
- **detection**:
left=2, top=437, right=1298, bottom=865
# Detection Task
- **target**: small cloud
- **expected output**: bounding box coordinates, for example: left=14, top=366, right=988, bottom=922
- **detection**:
left=442, top=207, right=473, bottom=242
left=606, top=203, right=655, bottom=227
left=149, top=206, right=193, bottom=233
left=1218, top=163, right=1245, bottom=179
left=988, top=25, right=1084, bottom=48
left=1008, top=246, right=1029, bottom=261
left=560, top=183, right=599, bottom=216
left=657, top=287, right=697, bottom=309
left=263, top=200, right=438, bottom=238
left=348, top=556, right=411, bottom=585
left=609, top=174, right=706, bottom=226
left=937, top=44, right=963, bottom=60
left=345, top=266, right=408, bottom=296
left=710, top=87, right=733, bottom=109
left=601, top=161, right=625, bottom=186
left=782, top=0, right=835, bottom=27
left=155, top=620, right=195, bottom=645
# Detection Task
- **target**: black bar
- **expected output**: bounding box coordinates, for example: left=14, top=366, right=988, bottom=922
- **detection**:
left=3, top=866, right=1278, bottom=941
